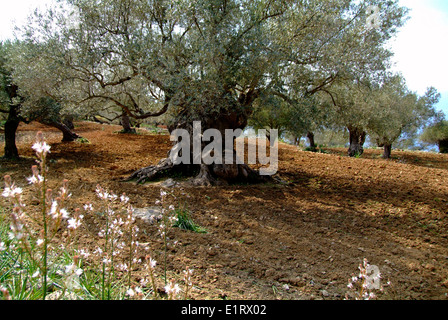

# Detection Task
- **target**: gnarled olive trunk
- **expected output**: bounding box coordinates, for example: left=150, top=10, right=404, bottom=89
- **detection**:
left=3, top=105, right=20, bottom=159
left=377, top=138, right=393, bottom=159
left=40, top=120, right=81, bottom=142
left=439, top=139, right=448, bottom=154
left=347, top=126, right=366, bottom=157
left=120, top=112, right=136, bottom=134
left=291, top=135, right=301, bottom=146
left=63, top=115, right=75, bottom=130
left=382, top=143, right=392, bottom=159
left=307, top=131, right=316, bottom=150
left=127, top=111, right=273, bottom=186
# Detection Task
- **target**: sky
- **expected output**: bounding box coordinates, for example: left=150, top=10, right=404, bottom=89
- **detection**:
left=390, top=0, right=448, bottom=117
left=0, top=0, right=447, bottom=117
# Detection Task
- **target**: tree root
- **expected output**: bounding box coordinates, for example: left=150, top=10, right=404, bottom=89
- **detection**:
left=126, top=157, right=176, bottom=184
left=125, top=158, right=277, bottom=186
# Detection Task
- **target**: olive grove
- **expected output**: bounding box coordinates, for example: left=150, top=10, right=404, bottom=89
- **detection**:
left=7, top=0, right=411, bottom=183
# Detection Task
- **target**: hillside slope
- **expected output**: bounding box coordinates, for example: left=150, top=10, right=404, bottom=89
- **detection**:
left=1, top=121, right=447, bottom=300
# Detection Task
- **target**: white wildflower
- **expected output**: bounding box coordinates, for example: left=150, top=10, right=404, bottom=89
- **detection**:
left=2, top=186, right=23, bottom=198
left=27, top=175, right=42, bottom=185
left=96, top=185, right=109, bottom=200
left=32, top=141, right=51, bottom=155
left=120, top=194, right=129, bottom=204
left=126, top=288, right=135, bottom=297
left=64, top=263, right=83, bottom=290
left=65, top=263, right=83, bottom=276
left=139, top=278, right=148, bottom=287
left=169, top=216, right=178, bottom=224
left=106, top=192, right=117, bottom=201
left=165, top=281, right=181, bottom=296
left=148, top=257, right=157, bottom=269
left=67, top=217, right=82, bottom=230
left=0, top=286, right=11, bottom=300
left=118, top=263, right=128, bottom=271
left=77, top=249, right=90, bottom=258
left=60, top=209, right=70, bottom=220
left=49, top=201, right=58, bottom=218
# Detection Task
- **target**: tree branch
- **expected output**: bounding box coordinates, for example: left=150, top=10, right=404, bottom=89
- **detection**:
left=81, top=94, right=170, bottom=120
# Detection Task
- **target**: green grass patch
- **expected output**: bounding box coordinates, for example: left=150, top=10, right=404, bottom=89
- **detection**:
left=173, top=207, right=207, bottom=234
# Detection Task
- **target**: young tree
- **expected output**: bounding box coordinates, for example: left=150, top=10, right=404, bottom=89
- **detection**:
left=19, top=0, right=408, bottom=184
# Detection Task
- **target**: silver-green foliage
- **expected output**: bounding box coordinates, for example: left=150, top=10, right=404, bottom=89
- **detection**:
left=12, top=0, right=408, bottom=127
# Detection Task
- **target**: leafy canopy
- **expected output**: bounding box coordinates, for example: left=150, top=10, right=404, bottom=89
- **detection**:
left=12, top=0, right=408, bottom=128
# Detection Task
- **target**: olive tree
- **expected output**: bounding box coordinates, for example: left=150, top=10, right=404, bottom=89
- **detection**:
left=320, top=78, right=373, bottom=157
left=18, top=0, right=408, bottom=185
left=2, top=42, right=68, bottom=161
left=248, top=94, right=292, bottom=142
left=8, top=39, right=88, bottom=141
left=0, top=41, right=25, bottom=159
left=421, top=115, right=448, bottom=154
left=367, top=76, right=440, bottom=159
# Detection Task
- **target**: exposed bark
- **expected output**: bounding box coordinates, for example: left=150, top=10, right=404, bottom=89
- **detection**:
left=292, top=135, right=301, bottom=146
left=127, top=157, right=176, bottom=183
left=347, top=126, right=366, bottom=157
left=63, top=115, right=75, bottom=130
left=192, top=164, right=219, bottom=186
left=2, top=83, right=22, bottom=159
left=126, top=112, right=276, bottom=186
left=307, top=131, right=316, bottom=150
left=382, top=143, right=392, bottom=159
left=127, top=157, right=201, bottom=183
left=3, top=105, right=20, bottom=159
left=120, top=112, right=137, bottom=134
left=439, top=139, right=448, bottom=154
left=41, top=120, right=81, bottom=142
left=266, top=131, right=271, bottom=142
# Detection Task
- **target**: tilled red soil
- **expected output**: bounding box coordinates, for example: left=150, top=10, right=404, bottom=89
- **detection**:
left=1, top=121, right=448, bottom=300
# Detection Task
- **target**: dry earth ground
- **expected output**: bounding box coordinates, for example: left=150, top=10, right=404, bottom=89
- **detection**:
left=1, top=121, right=448, bottom=300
